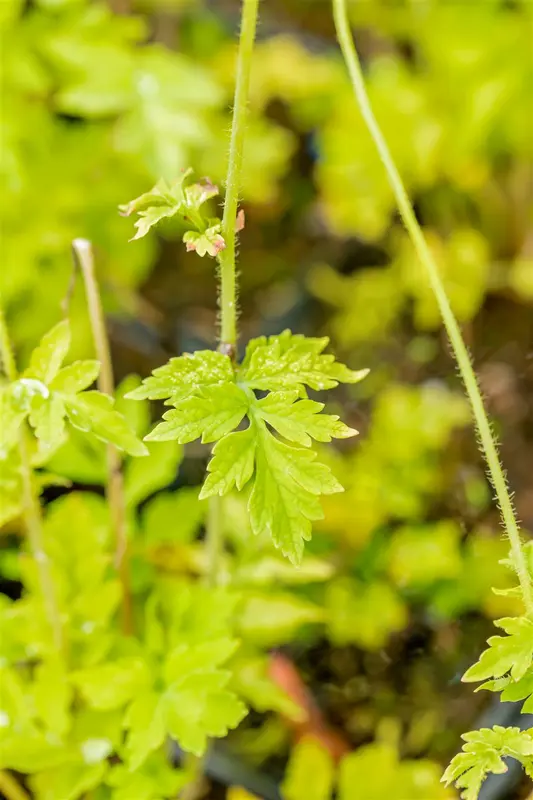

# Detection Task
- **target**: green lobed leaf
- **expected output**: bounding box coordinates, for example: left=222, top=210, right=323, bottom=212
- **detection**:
left=145, top=383, right=248, bottom=443
left=0, top=384, right=27, bottom=455
left=106, top=750, right=188, bottom=800
left=24, top=320, right=71, bottom=385
left=160, top=636, right=246, bottom=755
left=256, top=389, right=357, bottom=446
left=28, top=394, right=66, bottom=452
left=498, top=668, right=533, bottom=712
left=125, top=350, right=234, bottom=403
left=130, top=331, right=365, bottom=563
left=163, top=638, right=239, bottom=686
left=339, top=741, right=451, bottom=800
left=199, top=426, right=256, bottom=499
left=30, top=762, right=108, bottom=800
left=443, top=726, right=533, bottom=800
left=0, top=453, right=24, bottom=526
left=123, top=692, right=166, bottom=771
left=120, top=171, right=223, bottom=246
left=71, top=658, right=151, bottom=710
left=119, top=177, right=180, bottom=217
left=248, top=422, right=343, bottom=564
left=129, top=204, right=181, bottom=241
left=239, top=330, right=368, bottom=392
left=32, top=660, right=72, bottom=738
left=281, top=736, right=335, bottom=800
left=64, top=391, right=149, bottom=456
left=142, top=488, right=203, bottom=546
left=162, top=681, right=246, bottom=757
left=182, top=224, right=225, bottom=257
left=49, top=360, right=101, bottom=394
left=0, top=731, right=69, bottom=773
left=238, top=592, right=325, bottom=647
left=462, top=616, right=533, bottom=683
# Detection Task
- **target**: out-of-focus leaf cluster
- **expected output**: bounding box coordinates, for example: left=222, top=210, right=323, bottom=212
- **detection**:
left=2, top=0, right=533, bottom=797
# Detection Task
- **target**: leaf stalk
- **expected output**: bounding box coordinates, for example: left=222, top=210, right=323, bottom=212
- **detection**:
left=218, top=0, right=260, bottom=352
left=332, top=0, right=533, bottom=614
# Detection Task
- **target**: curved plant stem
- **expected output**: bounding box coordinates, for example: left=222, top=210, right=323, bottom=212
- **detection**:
left=72, top=239, right=134, bottom=635
left=218, top=0, right=260, bottom=352
left=332, top=0, right=533, bottom=614
left=0, top=306, right=64, bottom=652
left=0, top=771, right=30, bottom=800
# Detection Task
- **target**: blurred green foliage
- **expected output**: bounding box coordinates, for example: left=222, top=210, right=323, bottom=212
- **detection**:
left=1, top=0, right=533, bottom=797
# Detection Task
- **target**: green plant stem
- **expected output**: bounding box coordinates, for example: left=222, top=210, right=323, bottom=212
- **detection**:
left=0, top=307, right=17, bottom=381
left=207, top=495, right=223, bottom=588
left=332, top=0, right=533, bottom=615
left=0, top=305, right=64, bottom=652
left=218, top=0, right=260, bottom=351
left=205, top=0, right=260, bottom=597
left=72, top=239, right=134, bottom=635
left=0, top=771, right=30, bottom=800
left=182, top=6, right=259, bottom=793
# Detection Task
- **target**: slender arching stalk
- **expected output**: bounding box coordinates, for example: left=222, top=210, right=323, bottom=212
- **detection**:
left=72, top=239, right=134, bottom=635
left=0, top=305, right=65, bottom=652
left=218, top=0, right=260, bottom=352
left=332, top=0, right=533, bottom=614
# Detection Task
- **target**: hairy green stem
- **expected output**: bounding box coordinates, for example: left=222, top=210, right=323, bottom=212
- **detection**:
left=205, top=0, right=260, bottom=598
left=183, top=5, right=259, bottom=792
left=72, top=239, right=134, bottom=634
left=0, top=305, right=64, bottom=652
left=218, top=0, right=260, bottom=351
left=332, top=0, right=533, bottom=614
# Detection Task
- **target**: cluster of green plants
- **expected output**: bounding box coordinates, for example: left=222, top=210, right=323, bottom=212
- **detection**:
left=1, top=0, right=533, bottom=799
left=3, top=0, right=532, bottom=358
